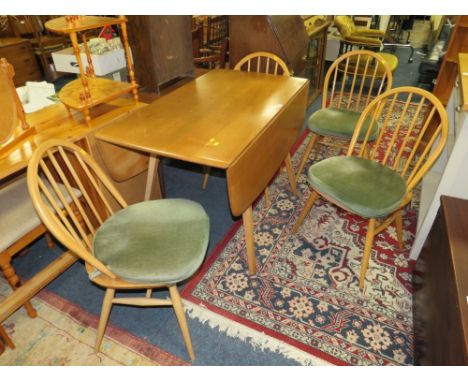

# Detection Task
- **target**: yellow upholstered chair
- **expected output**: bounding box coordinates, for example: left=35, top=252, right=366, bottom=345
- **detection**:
left=27, top=139, right=210, bottom=361
left=333, top=15, right=400, bottom=71
left=295, top=50, right=393, bottom=181
left=293, top=87, right=448, bottom=289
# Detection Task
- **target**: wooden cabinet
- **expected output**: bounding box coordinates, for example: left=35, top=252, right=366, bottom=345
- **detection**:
left=229, top=16, right=309, bottom=76
left=126, top=16, right=194, bottom=94
left=229, top=16, right=327, bottom=105
left=0, top=38, right=42, bottom=86
left=413, top=196, right=468, bottom=365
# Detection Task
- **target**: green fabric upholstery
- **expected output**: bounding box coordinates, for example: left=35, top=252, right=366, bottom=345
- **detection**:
left=308, top=156, right=407, bottom=218
left=308, top=108, right=379, bottom=141
left=93, top=199, right=209, bottom=284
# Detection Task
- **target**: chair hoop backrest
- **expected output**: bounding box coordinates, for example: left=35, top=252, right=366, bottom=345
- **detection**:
left=348, top=86, right=449, bottom=193
left=0, top=58, right=30, bottom=145
left=27, top=139, right=128, bottom=278
left=322, top=50, right=393, bottom=112
left=233, top=51, right=291, bottom=77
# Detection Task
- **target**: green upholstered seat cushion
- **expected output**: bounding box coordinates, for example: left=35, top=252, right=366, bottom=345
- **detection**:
left=308, top=156, right=407, bottom=218
left=93, top=199, right=209, bottom=284
left=308, top=108, right=379, bottom=141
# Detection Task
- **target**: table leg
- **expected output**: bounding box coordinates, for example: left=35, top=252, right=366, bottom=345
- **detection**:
left=242, top=206, right=257, bottom=275
left=144, top=154, right=162, bottom=201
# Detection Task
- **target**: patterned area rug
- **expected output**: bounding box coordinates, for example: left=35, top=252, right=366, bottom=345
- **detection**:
left=182, top=118, right=418, bottom=365
left=0, top=278, right=187, bottom=365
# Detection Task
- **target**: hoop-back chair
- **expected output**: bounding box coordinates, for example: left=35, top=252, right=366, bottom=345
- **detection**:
left=293, top=87, right=448, bottom=289
left=233, top=51, right=290, bottom=76
left=199, top=51, right=296, bottom=206
left=27, top=139, right=210, bottom=361
left=295, top=50, right=393, bottom=182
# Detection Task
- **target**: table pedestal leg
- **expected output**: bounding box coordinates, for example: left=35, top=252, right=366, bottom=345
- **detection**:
left=242, top=206, right=256, bottom=275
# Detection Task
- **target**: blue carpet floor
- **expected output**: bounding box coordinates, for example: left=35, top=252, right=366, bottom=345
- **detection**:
left=7, top=47, right=425, bottom=365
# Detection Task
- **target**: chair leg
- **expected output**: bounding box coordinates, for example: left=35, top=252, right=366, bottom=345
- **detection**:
left=395, top=210, right=404, bottom=250
left=264, top=188, right=271, bottom=208
left=0, top=324, right=15, bottom=349
left=359, top=218, right=376, bottom=290
left=146, top=289, right=153, bottom=298
left=44, top=232, right=55, bottom=249
left=293, top=190, right=319, bottom=233
left=0, top=257, right=37, bottom=318
left=169, top=285, right=195, bottom=362
left=95, top=288, right=115, bottom=352
left=202, top=166, right=210, bottom=190
left=284, top=153, right=297, bottom=196
left=295, top=132, right=319, bottom=183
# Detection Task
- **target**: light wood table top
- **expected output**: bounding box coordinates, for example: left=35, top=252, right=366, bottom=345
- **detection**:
left=96, top=69, right=309, bottom=169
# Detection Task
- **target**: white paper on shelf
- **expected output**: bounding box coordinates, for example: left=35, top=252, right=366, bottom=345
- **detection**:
left=16, top=81, right=57, bottom=113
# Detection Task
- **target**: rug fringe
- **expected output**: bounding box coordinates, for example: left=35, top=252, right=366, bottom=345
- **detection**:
left=183, top=300, right=332, bottom=366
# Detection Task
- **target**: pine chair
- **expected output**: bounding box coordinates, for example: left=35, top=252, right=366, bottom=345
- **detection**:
left=202, top=51, right=296, bottom=208
left=293, top=87, right=448, bottom=290
left=0, top=58, right=51, bottom=350
left=27, top=139, right=210, bottom=361
left=295, top=50, right=393, bottom=182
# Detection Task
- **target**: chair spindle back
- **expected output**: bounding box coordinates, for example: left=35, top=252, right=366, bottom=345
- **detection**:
left=234, top=51, right=290, bottom=77
left=27, top=139, right=128, bottom=277
left=324, top=50, right=393, bottom=112
left=348, top=86, right=449, bottom=193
